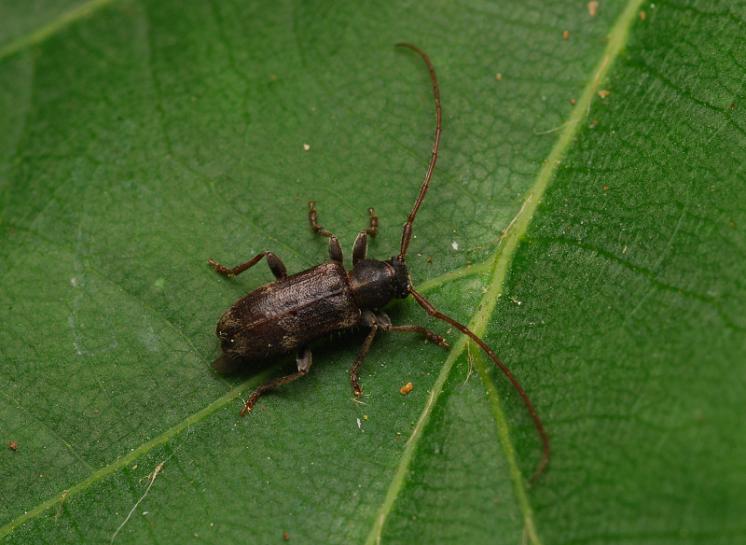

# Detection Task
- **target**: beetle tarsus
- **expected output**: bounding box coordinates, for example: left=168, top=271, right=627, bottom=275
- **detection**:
left=365, top=207, right=378, bottom=237
left=240, top=399, right=255, bottom=416
left=208, top=258, right=235, bottom=277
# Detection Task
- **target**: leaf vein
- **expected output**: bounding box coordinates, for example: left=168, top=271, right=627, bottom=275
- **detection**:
left=0, top=0, right=117, bottom=62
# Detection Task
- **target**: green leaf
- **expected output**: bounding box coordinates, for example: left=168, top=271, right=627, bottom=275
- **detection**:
left=1, top=1, right=744, bottom=544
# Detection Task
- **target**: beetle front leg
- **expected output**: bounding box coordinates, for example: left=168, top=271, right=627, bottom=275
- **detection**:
left=350, top=311, right=379, bottom=397
left=376, top=311, right=449, bottom=349
left=308, top=201, right=335, bottom=238
left=241, top=346, right=313, bottom=415
left=308, top=201, right=344, bottom=263
left=208, top=251, right=287, bottom=280
left=328, top=236, right=343, bottom=264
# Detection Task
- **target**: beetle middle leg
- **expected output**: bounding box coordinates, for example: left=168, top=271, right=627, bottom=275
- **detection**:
left=350, top=311, right=449, bottom=397
left=350, top=311, right=380, bottom=397
left=241, top=346, right=313, bottom=415
left=208, top=251, right=287, bottom=279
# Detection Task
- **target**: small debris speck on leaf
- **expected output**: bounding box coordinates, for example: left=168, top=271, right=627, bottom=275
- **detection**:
left=639, top=10, right=647, bottom=21
left=303, top=143, right=310, bottom=152
left=588, top=0, right=598, bottom=16
left=400, top=382, right=414, bottom=395
left=8, top=441, right=18, bottom=451
left=562, top=30, right=570, bottom=40
left=598, top=89, right=610, bottom=99
left=495, top=72, right=502, bottom=81
left=569, top=98, right=577, bottom=105
left=283, top=531, right=290, bottom=541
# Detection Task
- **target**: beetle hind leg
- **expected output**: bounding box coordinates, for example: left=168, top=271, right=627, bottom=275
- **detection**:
left=241, top=347, right=313, bottom=415
left=208, top=251, right=287, bottom=280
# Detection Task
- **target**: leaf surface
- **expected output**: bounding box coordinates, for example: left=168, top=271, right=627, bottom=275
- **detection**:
left=1, top=1, right=744, bottom=544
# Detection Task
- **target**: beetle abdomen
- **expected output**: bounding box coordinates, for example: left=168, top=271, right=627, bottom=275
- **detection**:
left=217, top=262, right=361, bottom=362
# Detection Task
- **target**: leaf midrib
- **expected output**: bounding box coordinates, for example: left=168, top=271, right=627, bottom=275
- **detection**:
left=364, top=1, right=645, bottom=543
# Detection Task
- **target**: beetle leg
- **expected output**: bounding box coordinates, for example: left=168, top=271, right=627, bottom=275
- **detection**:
left=296, top=345, right=313, bottom=373
left=352, top=208, right=378, bottom=264
left=240, top=347, right=313, bottom=415
left=208, top=251, right=287, bottom=280
left=365, top=207, right=378, bottom=237
left=350, top=311, right=379, bottom=397
left=308, top=201, right=335, bottom=238
left=308, top=201, right=345, bottom=264
left=352, top=232, right=368, bottom=265
left=375, top=311, right=449, bottom=349
left=328, top=236, right=343, bottom=264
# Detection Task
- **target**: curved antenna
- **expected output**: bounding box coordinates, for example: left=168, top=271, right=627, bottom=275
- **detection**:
left=395, top=43, right=442, bottom=260
left=409, top=286, right=550, bottom=483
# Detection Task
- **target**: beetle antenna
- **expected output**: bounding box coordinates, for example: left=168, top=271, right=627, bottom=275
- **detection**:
left=396, top=43, right=442, bottom=261
left=409, top=285, right=550, bottom=482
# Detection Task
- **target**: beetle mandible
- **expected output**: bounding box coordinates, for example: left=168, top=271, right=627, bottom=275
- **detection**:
left=208, top=43, right=550, bottom=481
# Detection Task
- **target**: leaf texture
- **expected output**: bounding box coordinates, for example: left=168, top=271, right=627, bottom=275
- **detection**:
left=0, top=1, right=744, bottom=544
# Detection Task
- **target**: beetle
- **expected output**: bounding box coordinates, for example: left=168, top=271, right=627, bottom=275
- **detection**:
left=208, top=43, right=549, bottom=481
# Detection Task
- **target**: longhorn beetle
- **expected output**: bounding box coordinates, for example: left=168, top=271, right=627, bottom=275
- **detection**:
left=208, top=43, right=550, bottom=481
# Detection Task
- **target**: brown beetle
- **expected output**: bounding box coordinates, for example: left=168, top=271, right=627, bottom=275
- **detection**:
left=209, top=43, right=549, bottom=481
